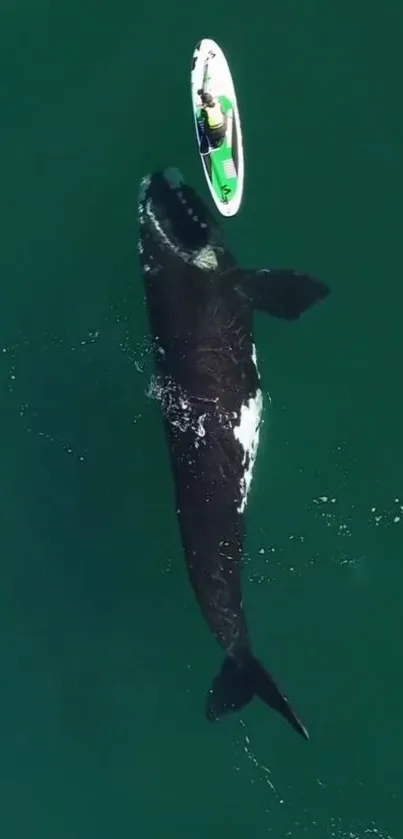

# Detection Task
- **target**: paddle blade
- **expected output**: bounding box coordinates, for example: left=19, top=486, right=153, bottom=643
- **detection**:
left=199, top=132, right=209, bottom=156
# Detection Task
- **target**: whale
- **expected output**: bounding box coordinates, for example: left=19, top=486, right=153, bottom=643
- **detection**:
left=137, top=167, right=330, bottom=739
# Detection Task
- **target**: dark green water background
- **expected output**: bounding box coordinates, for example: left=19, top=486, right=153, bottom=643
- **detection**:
left=1, top=2, right=402, bottom=837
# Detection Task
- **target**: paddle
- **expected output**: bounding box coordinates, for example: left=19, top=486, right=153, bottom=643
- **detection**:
left=197, top=71, right=211, bottom=156
left=199, top=126, right=210, bottom=156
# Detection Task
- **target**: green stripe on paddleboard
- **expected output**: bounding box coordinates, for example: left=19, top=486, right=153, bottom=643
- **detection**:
left=197, top=94, right=240, bottom=205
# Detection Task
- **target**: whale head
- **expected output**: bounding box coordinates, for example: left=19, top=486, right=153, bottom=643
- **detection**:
left=138, top=168, right=226, bottom=275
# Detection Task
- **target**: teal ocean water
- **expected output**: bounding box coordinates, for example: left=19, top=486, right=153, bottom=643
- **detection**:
left=1, top=2, right=402, bottom=837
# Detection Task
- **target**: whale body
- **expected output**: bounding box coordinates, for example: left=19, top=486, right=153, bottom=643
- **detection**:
left=137, top=167, right=331, bottom=739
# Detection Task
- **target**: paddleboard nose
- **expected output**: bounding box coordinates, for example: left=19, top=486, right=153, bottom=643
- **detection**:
left=163, top=167, right=184, bottom=189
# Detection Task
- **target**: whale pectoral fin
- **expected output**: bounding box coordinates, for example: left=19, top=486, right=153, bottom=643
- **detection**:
left=242, top=269, right=330, bottom=320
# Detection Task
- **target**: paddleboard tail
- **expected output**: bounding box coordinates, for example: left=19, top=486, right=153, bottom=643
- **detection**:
left=206, top=654, right=309, bottom=740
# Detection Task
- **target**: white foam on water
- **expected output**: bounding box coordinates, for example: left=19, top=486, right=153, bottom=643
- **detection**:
left=244, top=488, right=403, bottom=589
left=311, top=494, right=402, bottom=538
left=232, top=719, right=280, bottom=798
left=147, top=375, right=210, bottom=445
left=327, top=817, right=395, bottom=839
left=231, top=727, right=397, bottom=838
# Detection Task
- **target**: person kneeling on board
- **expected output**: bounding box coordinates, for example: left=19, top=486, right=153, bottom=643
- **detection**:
left=198, top=91, right=227, bottom=149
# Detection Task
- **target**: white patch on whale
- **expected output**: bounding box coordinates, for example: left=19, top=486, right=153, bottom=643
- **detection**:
left=193, top=246, right=218, bottom=270
left=233, top=344, right=263, bottom=514
left=148, top=343, right=264, bottom=512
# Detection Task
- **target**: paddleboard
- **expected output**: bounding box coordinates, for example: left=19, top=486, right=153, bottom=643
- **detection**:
left=191, top=38, right=245, bottom=218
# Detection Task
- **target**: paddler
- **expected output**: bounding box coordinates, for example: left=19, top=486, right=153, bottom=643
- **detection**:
left=197, top=90, right=227, bottom=149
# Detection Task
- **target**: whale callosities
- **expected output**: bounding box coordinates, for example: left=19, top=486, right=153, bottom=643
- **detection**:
left=137, top=167, right=330, bottom=739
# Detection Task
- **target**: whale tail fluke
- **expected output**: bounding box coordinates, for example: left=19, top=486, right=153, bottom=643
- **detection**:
left=206, top=654, right=309, bottom=741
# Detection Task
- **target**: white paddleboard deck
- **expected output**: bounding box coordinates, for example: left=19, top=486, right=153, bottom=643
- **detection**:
left=191, top=38, right=245, bottom=217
